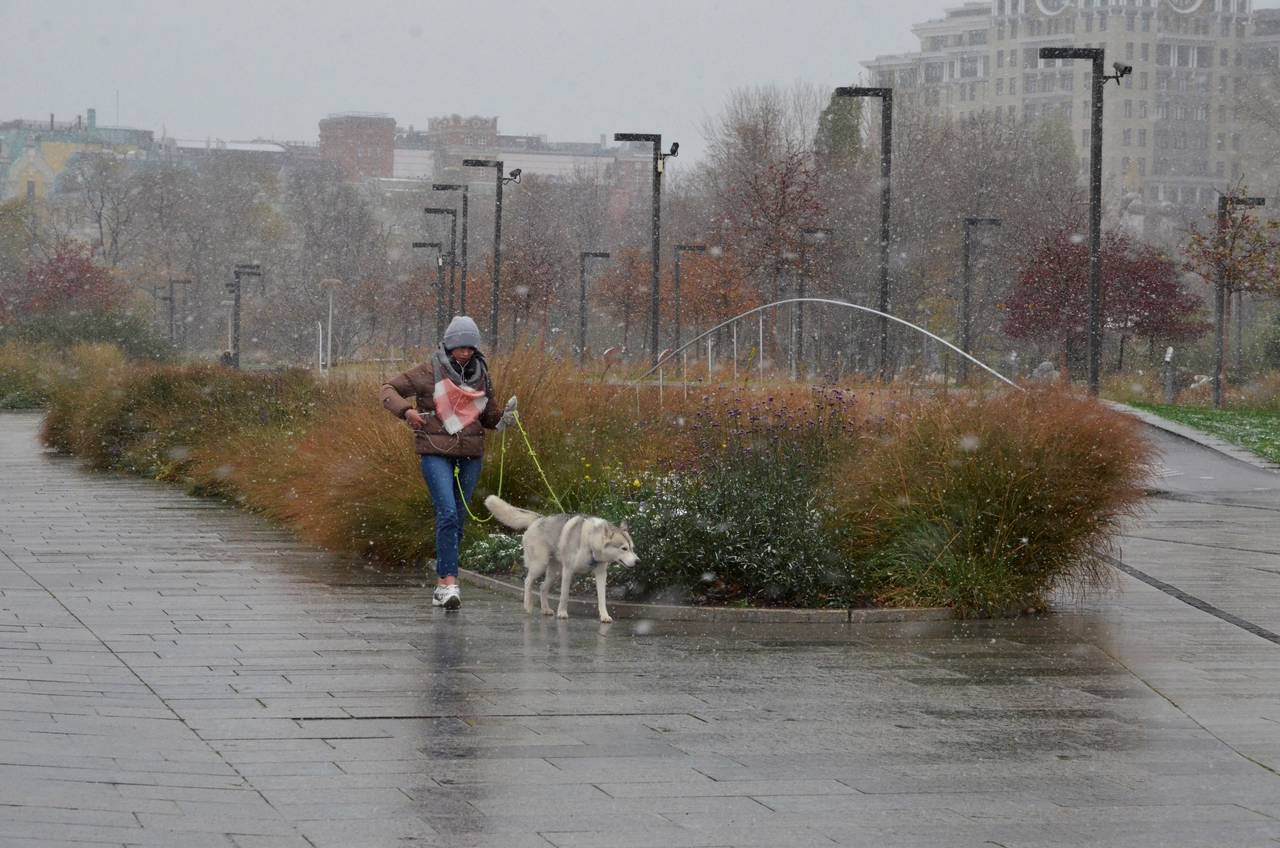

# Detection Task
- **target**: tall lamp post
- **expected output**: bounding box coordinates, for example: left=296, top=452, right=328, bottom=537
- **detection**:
left=1040, top=48, right=1131, bottom=395
left=614, top=133, right=679, bottom=365
left=225, top=263, right=261, bottom=369
left=462, top=159, right=521, bottom=351
left=412, top=240, right=445, bottom=342
left=319, top=278, right=341, bottom=371
left=673, top=243, right=706, bottom=351
left=1214, top=194, right=1265, bottom=409
left=835, top=86, right=892, bottom=381
left=423, top=207, right=458, bottom=317
left=432, top=184, right=469, bottom=311
left=578, top=251, right=611, bottom=364
left=157, top=278, right=192, bottom=347
left=798, top=228, right=833, bottom=366
left=959, top=217, right=1001, bottom=383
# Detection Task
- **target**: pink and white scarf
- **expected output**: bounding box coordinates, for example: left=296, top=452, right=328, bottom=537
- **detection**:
left=432, top=348, right=489, bottom=434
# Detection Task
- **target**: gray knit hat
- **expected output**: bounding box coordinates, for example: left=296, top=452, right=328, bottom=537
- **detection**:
left=442, top=315, right=482, bottom=351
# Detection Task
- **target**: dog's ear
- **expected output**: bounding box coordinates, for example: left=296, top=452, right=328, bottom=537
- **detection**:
left=619, top=520, right=629, bottom=533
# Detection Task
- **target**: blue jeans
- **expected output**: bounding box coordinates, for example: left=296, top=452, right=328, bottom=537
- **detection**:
left=420, top=455, right=483, bottom=580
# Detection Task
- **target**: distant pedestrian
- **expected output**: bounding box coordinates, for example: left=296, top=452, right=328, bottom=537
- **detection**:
left=380, top=316, right=514, bottom=610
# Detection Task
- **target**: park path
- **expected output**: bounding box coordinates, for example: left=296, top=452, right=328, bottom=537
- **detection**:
left=1, top=411, right=1279, bottom=847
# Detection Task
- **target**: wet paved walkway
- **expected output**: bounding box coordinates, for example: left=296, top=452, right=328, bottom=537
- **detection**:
left=1, top=411, right=1279, bottom=847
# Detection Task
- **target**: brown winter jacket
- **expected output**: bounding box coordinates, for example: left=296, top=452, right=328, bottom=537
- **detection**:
left=380, top=362, right=502, bottom=458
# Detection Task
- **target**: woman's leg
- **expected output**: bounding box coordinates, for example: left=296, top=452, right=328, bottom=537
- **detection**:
left=420, top=455, right=462, bottom=583
left=453, top=456, right=484, bottom=556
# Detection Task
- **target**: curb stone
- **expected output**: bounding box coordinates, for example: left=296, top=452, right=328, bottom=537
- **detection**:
left=1106, top=401, right=1280, bottom=474
left=458, top=569, right=955, bottom=624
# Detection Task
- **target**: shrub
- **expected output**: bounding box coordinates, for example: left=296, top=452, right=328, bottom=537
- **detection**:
left=39, top=343, right=129, bottom=452
left=587, top=388, right=868, bottom=607
left=222, top=395, right=433, bottom=565
left=0, top=311, right=170, bottom=361
left=827, top=388, right=1152, bottom=617
left=0, top=342, right=57, bottom=408
left=461, top=531, right=523, bottom=575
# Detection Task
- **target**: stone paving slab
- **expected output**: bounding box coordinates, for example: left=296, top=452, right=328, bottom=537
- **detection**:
left=2, top=411, right=1280, bottom=846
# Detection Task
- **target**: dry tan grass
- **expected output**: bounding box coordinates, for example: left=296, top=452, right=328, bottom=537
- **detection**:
left=827, top=386, right=1152, bottom=615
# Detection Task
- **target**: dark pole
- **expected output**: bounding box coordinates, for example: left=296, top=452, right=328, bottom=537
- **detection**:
left=1215, top=195, right=1265, bottom=409
left=673, top=244, right=707, bottom=351
left=1087, top=55, right=1104, bottom=395
left=447, top=213, right=457, bottom=317
left=166, top=279, right=191, bottom=347
left=433, top=184, right=469, bottom=312
left=167, top=281, right=176, bottom=345
left=798, top=228, right=832, bottom=368
left=231, top=273, right=240, bottom=368
left=424, top=208, right=458, bottom=319
left=412, top=241, right=445, bottom=342
left=1236, top=289, right=1245, bottom=377
left=615, top=133, right=677, bottom=366
left=579, top=251, right=610, bottom=364
left=959, top=218, right=1000, bottom=383
left=228, top=264, right=261, bottom=370
left=464, top=159, right=518, bottom=350
left=1041, top=47, right=1131, bottom=395
left=835, top=87, right=892, bottom=381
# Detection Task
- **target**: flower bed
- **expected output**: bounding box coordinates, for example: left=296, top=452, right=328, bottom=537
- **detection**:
left=33, top=344, right=1152, bottom=617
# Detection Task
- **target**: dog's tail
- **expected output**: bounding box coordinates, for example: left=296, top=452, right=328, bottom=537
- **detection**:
left=484, top=495, right=541, bottom=530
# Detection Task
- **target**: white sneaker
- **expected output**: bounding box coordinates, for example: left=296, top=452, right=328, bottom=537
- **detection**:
left=433, top=584, right=461, bottom=610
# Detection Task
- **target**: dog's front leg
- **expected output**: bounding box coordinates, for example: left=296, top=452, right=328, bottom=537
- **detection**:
left=593, top=562, right=612, bottom=624
left=556, top=564, right=574, bottom=619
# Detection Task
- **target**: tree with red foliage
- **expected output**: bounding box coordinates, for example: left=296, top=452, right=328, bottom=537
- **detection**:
left=2, top=241, right=120, bottom=321
left=594, top=247, right=650, bottom=354
left=1183, top=186, right=1280, bottom=301
left=659, top=248, right=761, bottom=341
left=1005, top=230, right=1208, bottom=371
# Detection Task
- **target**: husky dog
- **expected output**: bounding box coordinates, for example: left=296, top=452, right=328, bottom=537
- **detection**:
left=484, top=495, right=638, bottom=623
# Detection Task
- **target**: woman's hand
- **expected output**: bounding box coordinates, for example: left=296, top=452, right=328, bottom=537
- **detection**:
left=405, top=410, right=426, bottom=430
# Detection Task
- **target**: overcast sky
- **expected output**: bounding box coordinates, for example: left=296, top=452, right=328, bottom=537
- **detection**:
left=4, top=0, right=1279, bottom=169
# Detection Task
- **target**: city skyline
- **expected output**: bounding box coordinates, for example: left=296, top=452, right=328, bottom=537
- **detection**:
left=0, top=0, right=1031, bottom=167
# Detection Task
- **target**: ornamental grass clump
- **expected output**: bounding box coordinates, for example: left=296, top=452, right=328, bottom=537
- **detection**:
left=0, top=342, right=59, bottom=409
left=827, top=387, right=1152, bottom=617
left=42, top=361, right=316, bottom=477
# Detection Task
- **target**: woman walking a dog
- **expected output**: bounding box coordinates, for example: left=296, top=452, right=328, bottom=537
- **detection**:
left=380, top=316, right=513, bottom=610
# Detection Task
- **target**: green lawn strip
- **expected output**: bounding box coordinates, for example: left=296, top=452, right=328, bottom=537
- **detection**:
left=1133, top=403, right=1280, bottom=465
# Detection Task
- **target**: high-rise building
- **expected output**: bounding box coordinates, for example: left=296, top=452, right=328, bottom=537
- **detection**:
left=863, top=0, right=1277, bottom=238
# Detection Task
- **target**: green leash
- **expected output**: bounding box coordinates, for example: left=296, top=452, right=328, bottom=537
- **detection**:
left=453, top=410, right=564, bottom=522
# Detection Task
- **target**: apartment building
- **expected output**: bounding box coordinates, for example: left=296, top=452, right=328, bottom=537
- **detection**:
left=864, top=1, right=1277, bottom=236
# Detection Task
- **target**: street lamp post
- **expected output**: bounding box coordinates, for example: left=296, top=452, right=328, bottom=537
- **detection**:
left=1040, top=48, right=1131, bottom=395
left=1214, top=194, right=1265, bottom=409
left=319, top=278, right=341, bottom=371
left=423, top=207, right=458, bottom=319
left=170, top=279, right=192, bottom=348
left=225, top=264, right=261, bottom=369
left=959, top=217, right=1001, bottom=383
left=412, top=241, right=445, bottom=342
left=673, top=244, right=706, bottom=351
left=156, top=279, right=192, bottom=347
left=578, top=251, right=611, bottom=364
left=798, top=229, right=833, bottom=367
left=463, top=159, right=521, bottom=350
left=835, top=86, right=892, bottom=381
left=614, top=133, right=679, bottom=365
left=432, top=184, right=469, bottom=311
